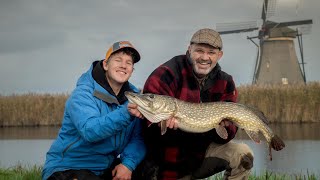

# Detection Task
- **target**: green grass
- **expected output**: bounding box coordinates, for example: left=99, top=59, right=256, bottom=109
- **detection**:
left=206, top=171, right=319, bottom=180
left=0, top=165, right=42, bottom=180
left=0, top=165, right=318, bottom=180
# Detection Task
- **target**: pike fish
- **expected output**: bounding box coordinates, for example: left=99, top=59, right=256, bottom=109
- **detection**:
left=125, top=91, right=285, bottom=160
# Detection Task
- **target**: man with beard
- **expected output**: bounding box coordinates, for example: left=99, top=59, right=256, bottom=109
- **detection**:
left=129, top=28, right=254, bottom=180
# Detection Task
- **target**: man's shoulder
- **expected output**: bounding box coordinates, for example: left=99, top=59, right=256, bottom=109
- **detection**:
left=217, top=69, right=234, bottom=81
left=162, top=54, right=187, bottom=68
left=144, top=54, right=187, bottom=90
left=158, top=54, right=189, bottom=77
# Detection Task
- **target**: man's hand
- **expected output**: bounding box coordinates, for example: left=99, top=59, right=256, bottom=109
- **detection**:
left=219, top=119, right=233, bottom=127
left=112, top=163, right=132, bottom=180
left=157, top=117, right=178, bottom=130
left=128, top=103, right=178, bottom=130
left=127, top=103, right=144, bottom=119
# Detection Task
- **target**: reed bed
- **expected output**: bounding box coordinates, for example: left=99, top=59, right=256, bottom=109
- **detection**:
left=0, top=82, right=319, bottom=126
left=0, top=93, right=68, bottom=126
left=237, top=82, right=320, bottom=123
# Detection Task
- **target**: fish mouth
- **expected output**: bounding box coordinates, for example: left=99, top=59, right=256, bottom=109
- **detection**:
left=125, top=91, right=154, bottom=112
left=125, top=91, right=148, bottom=103
left=125, top=91, right=165, bottom=122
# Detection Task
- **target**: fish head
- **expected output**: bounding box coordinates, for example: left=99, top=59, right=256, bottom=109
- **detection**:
left=125, top=91, right=176, bottom=123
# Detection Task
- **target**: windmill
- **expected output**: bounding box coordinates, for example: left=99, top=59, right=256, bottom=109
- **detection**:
left=217, top=0, right=313, bottom=85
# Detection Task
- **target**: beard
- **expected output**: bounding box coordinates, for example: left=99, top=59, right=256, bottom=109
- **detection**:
left=192, top=58, right=216, bottom=77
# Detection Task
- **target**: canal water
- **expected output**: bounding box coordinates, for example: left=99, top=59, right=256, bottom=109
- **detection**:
left=0, top=124, right=319, bottom=176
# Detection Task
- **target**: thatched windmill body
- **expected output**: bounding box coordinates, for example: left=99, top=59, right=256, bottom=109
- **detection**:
left=217, top=0, right=313, bottom=85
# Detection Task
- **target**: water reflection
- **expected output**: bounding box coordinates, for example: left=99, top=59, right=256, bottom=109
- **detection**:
left=234, top=140, right=320, bottom=175
left=1, top=123, right=319, bottom=140
left=0, top=126, right=60, bottom=139
left=0, top=140, right=51, bottom=169
left=235, top=123, right=320, bottom=140
left=0, top=123, right=320, bottom=176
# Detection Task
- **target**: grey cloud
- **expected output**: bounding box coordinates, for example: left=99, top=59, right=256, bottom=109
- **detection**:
left=0, top=0, right=319, bottom=94
left=0, top=30, right=66, bottom=54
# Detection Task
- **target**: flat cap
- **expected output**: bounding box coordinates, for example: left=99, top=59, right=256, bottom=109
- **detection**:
left=190, top=28, right=222, bottom=50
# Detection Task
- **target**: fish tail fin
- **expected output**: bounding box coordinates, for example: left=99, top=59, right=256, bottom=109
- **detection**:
left=270, top=135, right=285, bottom=151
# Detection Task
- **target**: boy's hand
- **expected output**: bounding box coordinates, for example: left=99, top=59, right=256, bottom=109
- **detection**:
left=127, top=103, right=144, bottom=119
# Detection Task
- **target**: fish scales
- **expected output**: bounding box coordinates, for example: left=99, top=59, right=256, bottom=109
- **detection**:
left=125, top=91, right=285, bottom=160
left=177, top=102, right=262, bottom=126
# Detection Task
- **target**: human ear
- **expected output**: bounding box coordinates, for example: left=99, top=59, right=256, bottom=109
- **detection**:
left=217, top=50, right=223, bottom=60
left=102, top=59, right=109, bottom=71
left=188, top=45, right=192, bottom=54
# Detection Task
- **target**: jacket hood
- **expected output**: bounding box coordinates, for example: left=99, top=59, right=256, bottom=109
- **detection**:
left=75, top=60, right=140, bottom=103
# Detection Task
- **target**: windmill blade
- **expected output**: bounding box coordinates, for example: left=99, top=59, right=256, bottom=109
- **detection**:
left=266, top=0, right=277, bottom=19
left=261, top=0, right=268, bottom=23
left=261, top=0, right=277, bottom=23
left=265, top=19, right=313, bottom=28
left=219, top=28, right=259, bottom=35
left=217, top=21, right=258, bottom=35
left=296, top=25, right=312, bottom=35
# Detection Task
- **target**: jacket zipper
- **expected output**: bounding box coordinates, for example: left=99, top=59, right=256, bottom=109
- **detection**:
left=61, top=136, right=81, bottom=160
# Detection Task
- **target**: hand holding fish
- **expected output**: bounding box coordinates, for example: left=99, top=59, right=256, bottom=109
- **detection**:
left=128, top=103, right=144, bottom=119
left=165, top=117, right=178, bottom=130
left=129, top=102, right=178, bottom=130
left=219, top=119, right=233, bottom=127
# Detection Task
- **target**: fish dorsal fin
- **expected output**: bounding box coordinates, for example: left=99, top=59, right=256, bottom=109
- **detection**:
left=245, top=130, right=261, bottom=144
left=160, top=120, right=168, bottom=135
left=216, top=125, right=228, bottom=139
left=243, top=104, right=269, bottom=125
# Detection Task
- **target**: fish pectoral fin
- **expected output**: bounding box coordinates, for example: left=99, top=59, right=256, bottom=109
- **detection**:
left=216, top=125, right=228, bottom=139
left=146, top=121, right=154, bottom=127
left=245, top=130, right=261, bottom=144
left=160, top=120, right=167, bottom=135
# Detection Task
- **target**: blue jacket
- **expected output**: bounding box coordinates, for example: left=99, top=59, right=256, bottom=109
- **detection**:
left=42, top=62, right=146, bottom=180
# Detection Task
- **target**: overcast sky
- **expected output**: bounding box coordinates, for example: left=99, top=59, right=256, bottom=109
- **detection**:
left=1, top=0, right=319, bottom=94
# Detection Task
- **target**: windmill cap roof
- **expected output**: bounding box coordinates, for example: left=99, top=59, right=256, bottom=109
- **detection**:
left=190, top=28, right=223, bottom=50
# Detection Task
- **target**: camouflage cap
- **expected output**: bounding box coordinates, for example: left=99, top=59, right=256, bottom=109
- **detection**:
left=190, top=28, right=223, bottom=50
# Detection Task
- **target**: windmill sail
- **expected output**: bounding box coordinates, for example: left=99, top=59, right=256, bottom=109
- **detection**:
left=217, top=0, right=312, bottom=85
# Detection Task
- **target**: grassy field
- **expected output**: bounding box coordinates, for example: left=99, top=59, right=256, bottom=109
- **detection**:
left=0, top=165, right=318, bottom=180
left=0, top=82, right=320, bottom=126
left=0, top=165, right=42, bottom=180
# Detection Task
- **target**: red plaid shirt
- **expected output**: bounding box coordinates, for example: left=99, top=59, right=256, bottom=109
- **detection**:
left=142, top=53, right=238, bottom=180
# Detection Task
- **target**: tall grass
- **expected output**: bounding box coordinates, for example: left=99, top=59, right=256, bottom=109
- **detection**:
left=0, top=82, right=319, bottom=126
left=237, top=82, right=320, bottom=123
left=0, top=93, right=68, bottom=126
